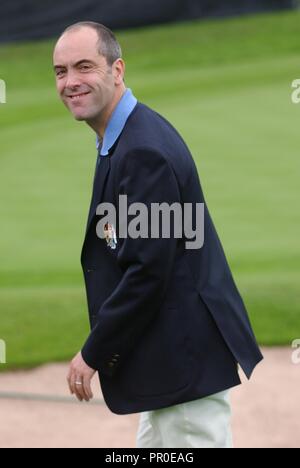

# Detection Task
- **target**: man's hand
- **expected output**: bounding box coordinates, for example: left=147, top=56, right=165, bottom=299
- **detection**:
left=67, top=352, right=96, bottom=402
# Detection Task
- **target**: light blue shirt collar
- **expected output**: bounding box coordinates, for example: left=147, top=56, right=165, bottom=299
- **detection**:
left=97, top=88, right=137, bottom=156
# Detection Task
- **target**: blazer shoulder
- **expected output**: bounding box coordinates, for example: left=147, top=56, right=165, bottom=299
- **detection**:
left=115, top=101, right=197, bottom=188
left=121, top=102, right=191, bottom=157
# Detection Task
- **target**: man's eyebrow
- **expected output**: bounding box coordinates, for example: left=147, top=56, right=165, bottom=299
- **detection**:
left=53, top=65, right=64, bottom=70
left=53, top=59, right=96, bottom=70
left=74, top=59, right=97, bottom=67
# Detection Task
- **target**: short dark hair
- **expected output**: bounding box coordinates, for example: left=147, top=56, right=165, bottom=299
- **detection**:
left=61, top=21, right=122, bottom=66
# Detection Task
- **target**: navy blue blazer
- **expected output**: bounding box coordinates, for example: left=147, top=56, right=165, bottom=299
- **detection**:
left=81, top=102, right=263, bottom=415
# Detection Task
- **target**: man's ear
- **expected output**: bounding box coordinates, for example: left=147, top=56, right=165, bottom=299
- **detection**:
left=113, top=59, right=125, bottom=85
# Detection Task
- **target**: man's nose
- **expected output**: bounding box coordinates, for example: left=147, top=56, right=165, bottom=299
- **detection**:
left=64, top=70, right=82, bottom=90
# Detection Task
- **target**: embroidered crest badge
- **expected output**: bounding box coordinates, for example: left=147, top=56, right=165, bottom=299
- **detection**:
left=104, top=223, right=118, bottom=250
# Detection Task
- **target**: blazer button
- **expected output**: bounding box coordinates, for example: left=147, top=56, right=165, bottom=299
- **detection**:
left=108, top=362, right=115, bottom=368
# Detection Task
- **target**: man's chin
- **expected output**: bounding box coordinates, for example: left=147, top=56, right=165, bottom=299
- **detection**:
left=70, top=109, right=93, bottom=121
left=73, top=114, right=87, bottom=121
left=71, top=110, right=99, bottom=122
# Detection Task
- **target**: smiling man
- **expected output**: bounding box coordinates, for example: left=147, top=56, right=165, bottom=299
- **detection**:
left=53, top=22, right=263, bottom=448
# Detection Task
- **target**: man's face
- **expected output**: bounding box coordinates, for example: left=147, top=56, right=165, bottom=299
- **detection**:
left=53, top=28, right=116, bottom=122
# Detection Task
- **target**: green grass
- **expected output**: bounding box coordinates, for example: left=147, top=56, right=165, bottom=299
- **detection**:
left=1, top=10, right=300, bottom=370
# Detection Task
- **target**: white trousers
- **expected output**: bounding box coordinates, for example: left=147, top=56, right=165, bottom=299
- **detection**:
left=136, top=390, right=233, bottom=448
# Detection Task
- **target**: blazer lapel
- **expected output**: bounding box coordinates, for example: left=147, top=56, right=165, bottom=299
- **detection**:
left=85, top=155, right=111, bottom=235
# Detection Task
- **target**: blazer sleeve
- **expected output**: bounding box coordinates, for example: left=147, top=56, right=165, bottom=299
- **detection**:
left=81, top=147, right=181, bottom=376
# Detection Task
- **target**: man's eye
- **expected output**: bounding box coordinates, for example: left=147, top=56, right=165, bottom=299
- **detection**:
left=80, top=65, right=91, bottom=71
left=56, top=70, right=65, bottom=77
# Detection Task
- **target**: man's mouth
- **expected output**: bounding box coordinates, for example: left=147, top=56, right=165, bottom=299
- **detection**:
left=68, top=92, right=91, bottom=101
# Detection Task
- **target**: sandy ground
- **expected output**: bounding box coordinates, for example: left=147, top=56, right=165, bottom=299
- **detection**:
left=0, top=347, right=299, bottom=448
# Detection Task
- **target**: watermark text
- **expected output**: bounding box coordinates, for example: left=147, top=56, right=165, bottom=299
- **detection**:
left=96, top=196, right=205, bottom=250
left=291, top=339, right=300, bottom=365
left=0, top=79, right=6, bottom=104
left=291, top=80, right=300, bottom=104
left=0, top=340, right=6, bottom=364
